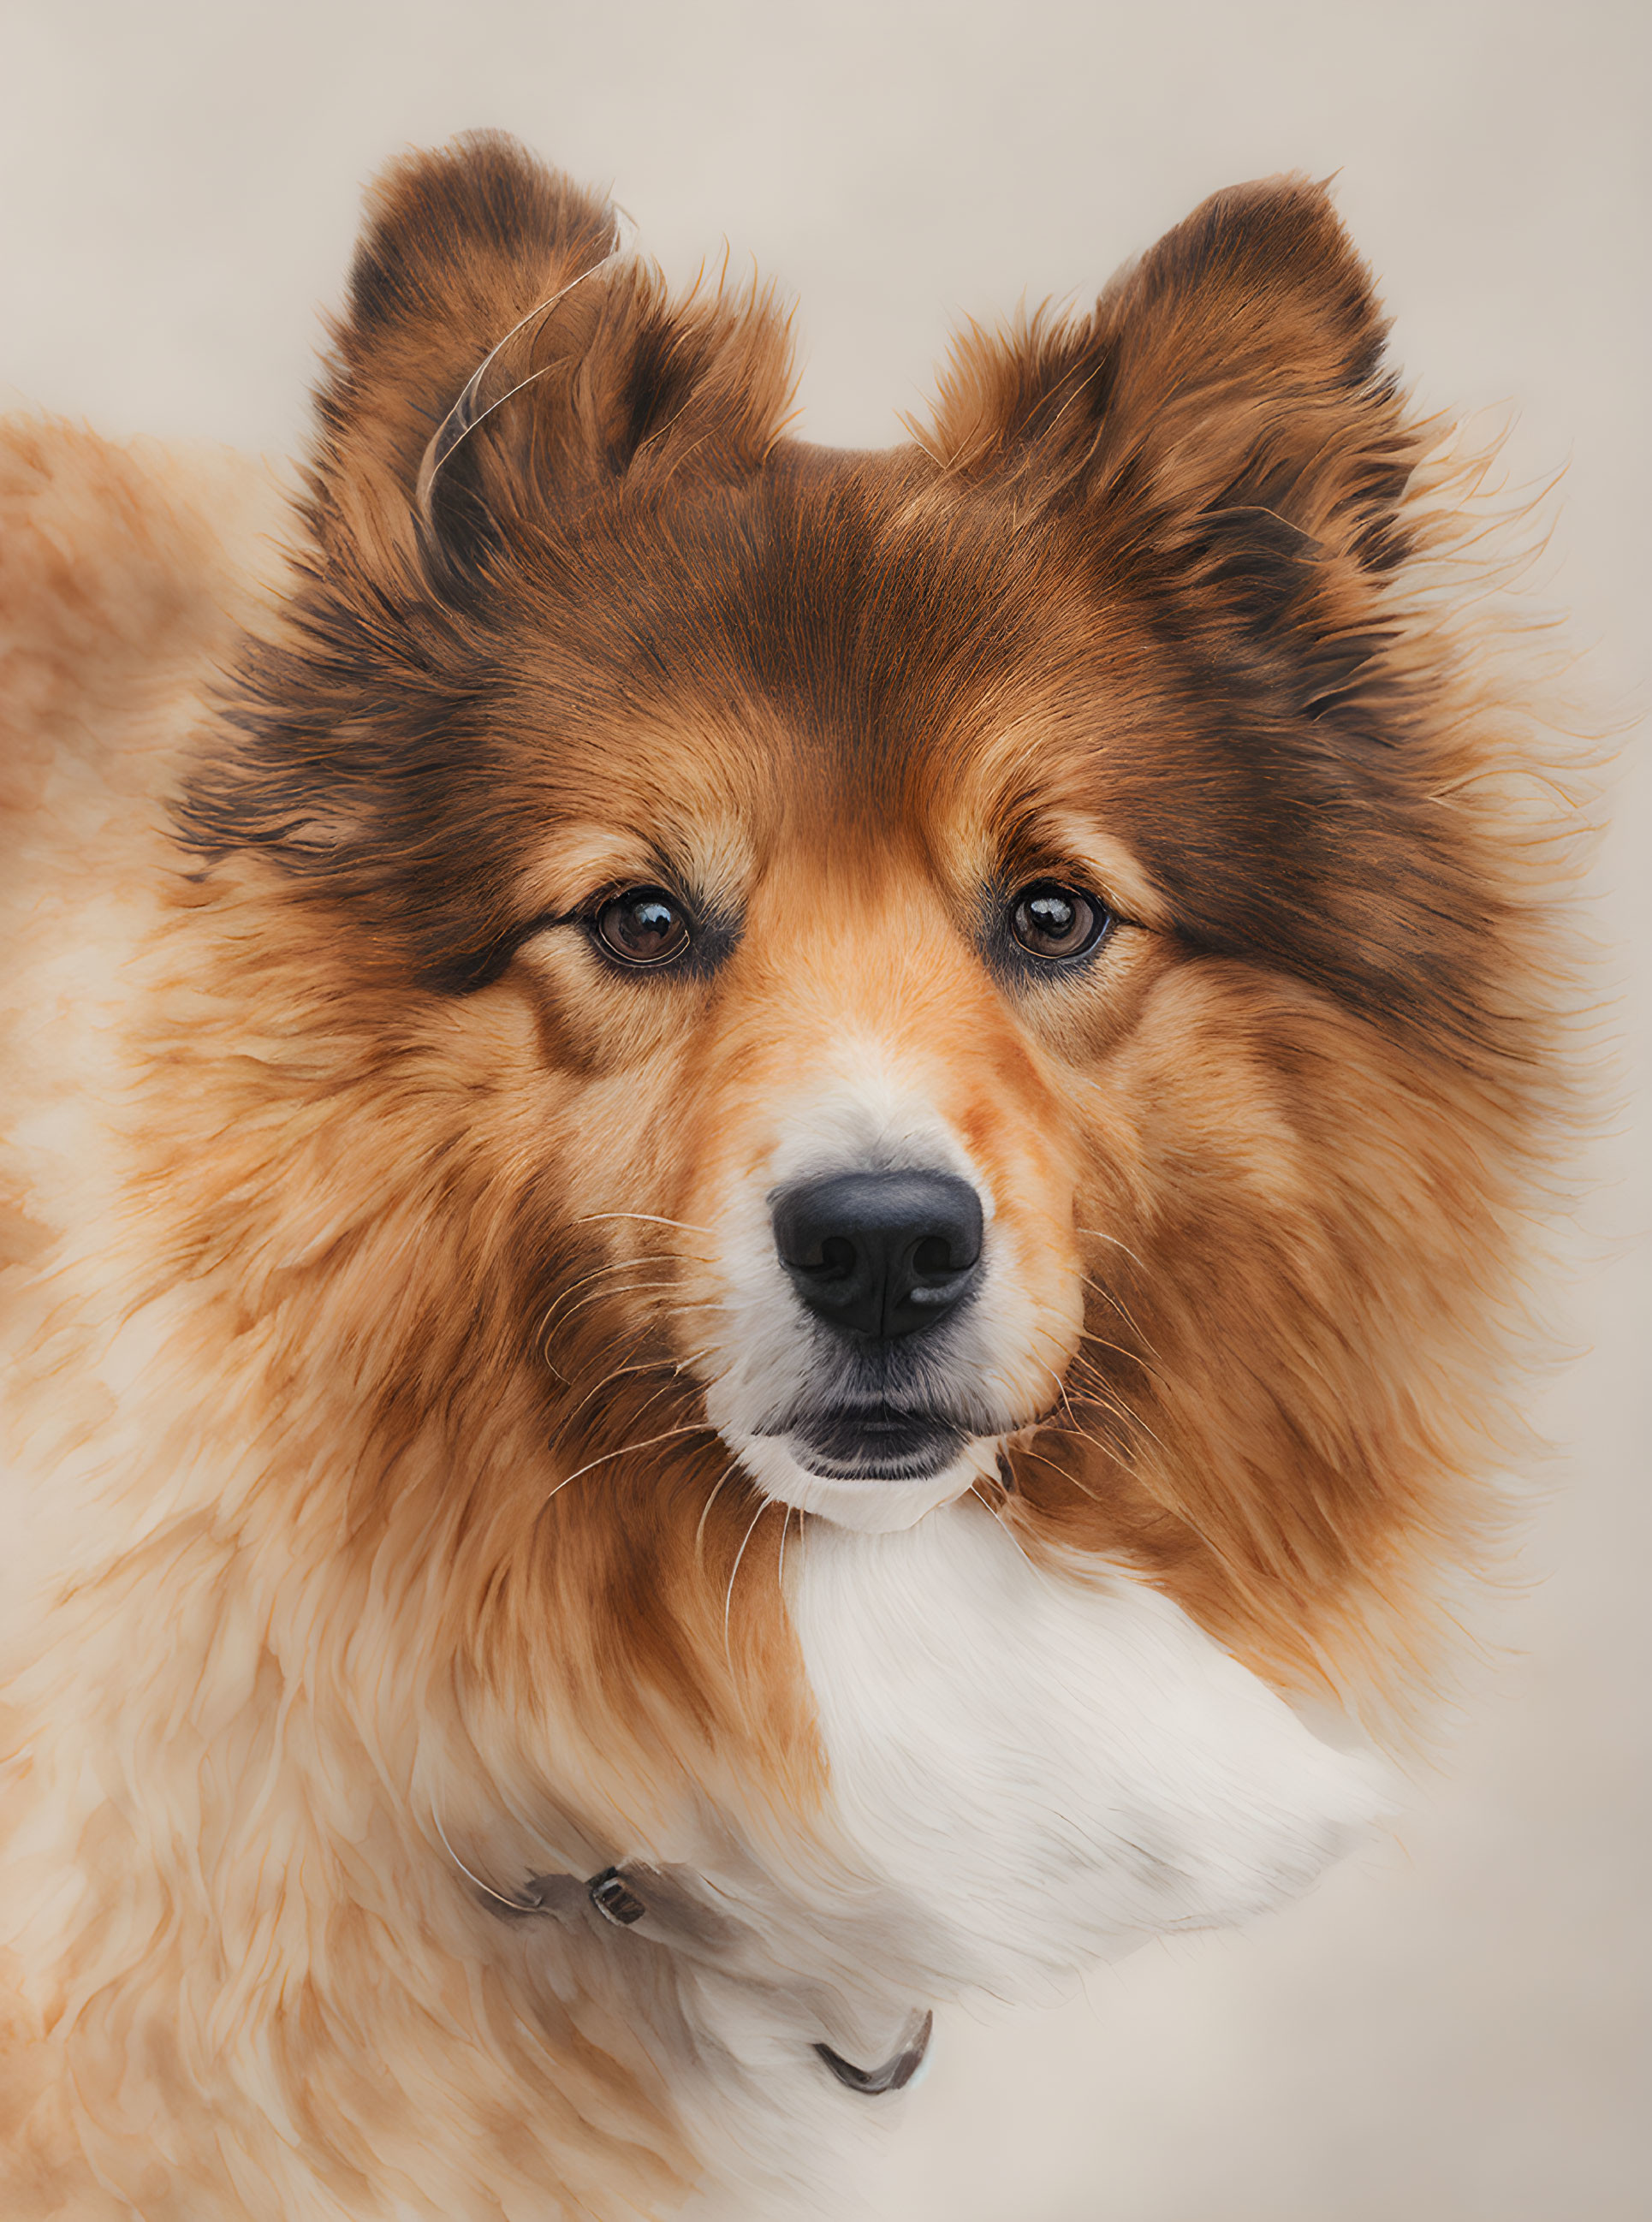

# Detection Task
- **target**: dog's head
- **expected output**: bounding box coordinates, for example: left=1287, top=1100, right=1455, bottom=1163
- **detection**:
left=178, top=134, right=1560, bottom=1739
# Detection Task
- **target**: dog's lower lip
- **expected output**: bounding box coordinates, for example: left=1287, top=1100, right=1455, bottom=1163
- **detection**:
left=782, top=1407, right=968, bottom=1480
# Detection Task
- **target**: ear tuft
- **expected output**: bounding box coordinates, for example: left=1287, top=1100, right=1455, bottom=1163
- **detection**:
left=918, top=303, right=1106, bottom=478
left=346, top=131, right=618, bottom=354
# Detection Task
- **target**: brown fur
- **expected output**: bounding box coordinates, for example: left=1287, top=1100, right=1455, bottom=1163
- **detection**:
left=1, top=134, right=1581, bottom=2217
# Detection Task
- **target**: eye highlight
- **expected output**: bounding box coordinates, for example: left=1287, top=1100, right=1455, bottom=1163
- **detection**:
left=1008, top=882, right=1111, bottom=962
left=592, top=886, right=693, bottom=967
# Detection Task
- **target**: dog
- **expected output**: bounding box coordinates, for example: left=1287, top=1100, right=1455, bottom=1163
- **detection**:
left=0, top=133, right=1576, bottom=2218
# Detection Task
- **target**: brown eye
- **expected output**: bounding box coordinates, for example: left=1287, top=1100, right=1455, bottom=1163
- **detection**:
left=1009, top=882, right=1109, bottom=961
left=593, top=887, right=692, bottom=967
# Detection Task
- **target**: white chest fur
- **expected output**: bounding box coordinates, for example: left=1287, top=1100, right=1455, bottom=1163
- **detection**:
left=657, top=1502, right=1387, bottom=2213
left=789, top=1502, right=1386, bottom=1981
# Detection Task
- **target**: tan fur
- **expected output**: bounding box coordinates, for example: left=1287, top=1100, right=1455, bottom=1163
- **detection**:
left=0, top=137, right=1583, bottom=2218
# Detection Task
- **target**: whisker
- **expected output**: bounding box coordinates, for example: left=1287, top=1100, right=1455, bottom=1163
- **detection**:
left=550, top=1346, right=716, bottom=1446
left=431, top=1803, right=538, bottom=1915
left=416, top=219, right=635, bottom=523
left=1074, top=1322, right=1161, bottom=1378
left=574, top=1211, right=716, bottom=1239
left=1012, top=1312, right=1081, bottom=1391
left=1009, top=1438, right=1108, bottom=1506
left=544, top=1308, right=671, bottom=1400
left=1075, top=1227, right=1150, bottom=1274
left=722, top=1498, right=773, bottom=1674
left=569, top=1369, right=685, bottom=1457
left=1070, top=1392, right=1140, bottom=1460
left=1077, top=1268, right=1164, bottom=1365
left=1055, top=1401, right=1169, bottom=1463
left=537, top=1274, right=674, bottom=1353
left=538, top=1276, right=691, bottom=1353
left=694, top=1459, right=740, bottom=1566
left=543, top=1249, right=680, bottom=1292
left=536, top=1256, right=680, bottom=1337
left=1064, top=1357, right=1167, bottom=1441
left=1044, top=1377, right=1165, bottom=1466
left=1063, top=1335, right=1156, bottom=1413
left=536, top=1422, right=716, bottom=1517
left=1060, top=1360, right=1156, bottom=1443
left=548, top=1341, right=698, bottom=1447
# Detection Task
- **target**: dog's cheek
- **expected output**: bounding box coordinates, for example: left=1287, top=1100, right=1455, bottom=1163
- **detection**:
left=1016, top=959, right=1346, bottom=1582
left=508, top=938, right=717, bottom=1081
left=1013, top=949, right=1517, bottom=1690
left=438, top=959, right=721, bottom=1239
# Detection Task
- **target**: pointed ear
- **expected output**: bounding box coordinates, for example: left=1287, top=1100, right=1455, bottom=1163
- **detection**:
left=312, top=132, right=793, bottom=574
left=924, top=178, right=1415, bottom=661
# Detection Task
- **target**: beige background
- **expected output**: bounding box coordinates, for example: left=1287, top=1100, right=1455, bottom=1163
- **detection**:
left=3, top=3, right=1646, bottom=2215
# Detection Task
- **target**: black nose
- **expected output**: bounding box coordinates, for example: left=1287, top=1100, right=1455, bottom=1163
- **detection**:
left=771, top=1169, right=985, bottom=1340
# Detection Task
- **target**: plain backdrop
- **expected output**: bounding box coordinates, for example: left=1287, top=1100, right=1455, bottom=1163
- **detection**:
left=3, top=4, right=1647, bottom=2217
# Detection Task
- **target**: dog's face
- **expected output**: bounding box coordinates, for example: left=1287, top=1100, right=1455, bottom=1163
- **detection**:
left=179, top=136, right=1547, bottom=1729
left=363, top=475, right=1179, bottom=1536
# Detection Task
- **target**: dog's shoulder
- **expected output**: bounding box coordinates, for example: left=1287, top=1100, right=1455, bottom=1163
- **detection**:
left=0, top=421, right=286, bottom=1280
left=0, top=414, right=284, bottom=826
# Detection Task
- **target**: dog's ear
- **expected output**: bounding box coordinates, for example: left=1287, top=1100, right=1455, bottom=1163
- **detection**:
left=924, top=178, right=1414, bottom=674
left=312, top=132, right=793, bottom=577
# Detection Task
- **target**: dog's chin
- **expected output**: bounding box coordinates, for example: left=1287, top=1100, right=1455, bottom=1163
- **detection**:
left=731, top=1429, right=1005, bottom=1534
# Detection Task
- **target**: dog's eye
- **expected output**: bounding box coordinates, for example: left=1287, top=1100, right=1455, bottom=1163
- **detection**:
left=1009, top=882, right=1110, bottom=961
left=593, top=887, right=692, bottom=967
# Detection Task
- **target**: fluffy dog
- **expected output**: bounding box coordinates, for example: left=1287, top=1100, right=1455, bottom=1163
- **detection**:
left=0, top=134, right=1575, bottom=2218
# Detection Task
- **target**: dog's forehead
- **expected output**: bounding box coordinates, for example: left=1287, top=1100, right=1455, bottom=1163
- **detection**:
left=498, top=449, right=1117, bottom=868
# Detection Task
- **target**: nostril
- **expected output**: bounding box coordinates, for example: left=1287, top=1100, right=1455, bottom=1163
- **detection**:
left=912, top=1233, right=962, bottom=1280
left=815, top=1234, right=858, bottom=1280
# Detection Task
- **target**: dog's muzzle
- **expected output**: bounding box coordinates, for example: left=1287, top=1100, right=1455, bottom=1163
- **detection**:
left=767, top=1168, right=987, bottom=1480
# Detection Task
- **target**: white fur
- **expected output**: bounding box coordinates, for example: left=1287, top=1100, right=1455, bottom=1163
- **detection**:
left=619, top=1498, right=1388, bottom=2213
left=789, top=1503, right=1388, bottom=1965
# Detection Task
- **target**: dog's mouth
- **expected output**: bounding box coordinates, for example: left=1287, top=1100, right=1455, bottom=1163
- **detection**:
left=764, top=1404, right=971, bottom=1481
